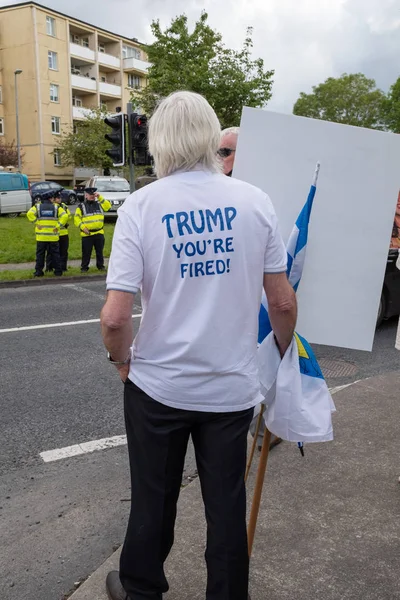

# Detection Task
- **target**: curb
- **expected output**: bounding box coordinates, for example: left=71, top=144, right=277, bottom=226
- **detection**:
left=0, top=274, right=107, bottom=289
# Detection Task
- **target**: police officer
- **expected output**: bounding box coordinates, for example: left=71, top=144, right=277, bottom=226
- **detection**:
left=26, top=190, right=68, bottom=277
left=46, top=192, right=71, bottom=273
left=74, top=187, right=112, bottom=272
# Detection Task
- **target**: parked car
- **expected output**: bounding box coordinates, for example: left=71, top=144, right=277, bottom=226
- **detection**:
left=377, top=249, right=400, bottom=326
left=0, top=171, right=31, bottom=217
left=30, top=182, right=77, bottom=206
left=84, top=176, right=130, bottom=215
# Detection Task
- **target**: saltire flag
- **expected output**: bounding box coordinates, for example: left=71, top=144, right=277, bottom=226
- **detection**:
left=257, top=162, right=336, bottom=444
left=258, top=163, right=320, bottom=344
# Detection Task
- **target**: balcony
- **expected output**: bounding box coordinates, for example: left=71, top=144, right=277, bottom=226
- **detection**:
left=73, top=106, right=93, bottom=119
left=70, top=42, right=95, bottom=63
left=98, top=52, right=121, bottom=70
left=71, top=74, right=97, bottom=92
left=123, top=57, right=151, bottom=73
left=99, top=81, right=122, bottom=96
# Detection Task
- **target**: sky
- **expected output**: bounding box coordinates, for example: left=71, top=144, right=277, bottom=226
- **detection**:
left=2, top=0, right=399, bottom=112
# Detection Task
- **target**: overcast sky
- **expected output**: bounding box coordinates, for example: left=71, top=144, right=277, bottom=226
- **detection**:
left=2, top=0, right=399, bottom=112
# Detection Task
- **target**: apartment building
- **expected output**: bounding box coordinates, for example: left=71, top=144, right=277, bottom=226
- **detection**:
left=0, top=1, right=150, bottom=184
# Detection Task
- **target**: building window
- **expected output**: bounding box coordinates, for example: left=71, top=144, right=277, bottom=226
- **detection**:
left=0, top=118, right=4, bottom=135
left=50, top=84, right=59, bottom=102
left=128, top=74, right=140, bottom=89
left=98, top=43, right=106, bottom=53
left=71, top=65, right=81, bottom=75
left=46, top=16, right=56, bottom=37
left=82, top=37, right=89, bottom=48
left=48, top=51, right=58, bottom=70
left=51, top=116, right=61, bottom=134
left=54, top=149, right=61, bottom=166
left=100, top=76, right=107, bottom=83
left=72, top=96, right=82, bottom=107
left=0, top=86, right=2, bottom=104
left=122, top=45, right=141, bottom=60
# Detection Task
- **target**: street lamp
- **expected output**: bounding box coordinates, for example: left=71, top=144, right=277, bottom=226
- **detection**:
left=14, top=69, right=22, bottom=172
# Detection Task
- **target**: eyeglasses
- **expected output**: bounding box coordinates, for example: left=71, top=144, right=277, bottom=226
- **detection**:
left=217, top=147, right=236, bottom=158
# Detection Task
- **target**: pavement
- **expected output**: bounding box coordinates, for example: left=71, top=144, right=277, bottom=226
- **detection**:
left=69, top=372, right=400, bottom=600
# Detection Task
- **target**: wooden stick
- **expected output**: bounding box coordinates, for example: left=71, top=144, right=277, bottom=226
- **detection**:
left=247, top=426, right=272, bottom=558
left=245, top=405, right=265, bottom=483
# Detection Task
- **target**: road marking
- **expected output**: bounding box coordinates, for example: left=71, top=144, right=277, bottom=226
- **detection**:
left=0, top=314, right=142, bottom=334
left=40, top=380, right=362, bottom=463
left=329, top=381, right=359, bottom=395
left=40, top=435, right=127, bottom=463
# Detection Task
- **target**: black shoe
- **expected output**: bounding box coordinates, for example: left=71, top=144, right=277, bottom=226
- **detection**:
left=98, top=266, right=106, bottom=271
left=258, top=437, right=283, bottom=452
left=33, top=272, right=44, bottom=277
left=80, top=268, right=89, bottom=273
left=106, top=571, right=128, bottom=600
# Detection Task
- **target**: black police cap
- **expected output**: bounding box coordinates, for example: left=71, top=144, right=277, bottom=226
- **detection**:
left=41, top=188, right=63, bottom=200
left=85, top=187, right=97, bottom=195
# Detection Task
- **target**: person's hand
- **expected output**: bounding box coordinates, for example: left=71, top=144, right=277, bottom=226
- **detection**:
left=115, top=362, right=130, bottom=383
left=94, top=193, right=100, bottom=199
left=53, top=228, right=58, bottom=233
left=83, top=227, right=90, bottom=235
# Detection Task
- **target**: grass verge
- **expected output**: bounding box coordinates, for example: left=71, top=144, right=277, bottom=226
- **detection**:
left=0, top=215, right=115, bottom=264
left=0, top=266, right=107, bottom=282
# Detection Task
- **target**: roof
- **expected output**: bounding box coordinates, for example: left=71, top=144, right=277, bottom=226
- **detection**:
left=0, top=1, right=146, bottom=46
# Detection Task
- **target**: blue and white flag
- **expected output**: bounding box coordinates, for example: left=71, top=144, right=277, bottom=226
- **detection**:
left=258, top=163, right=336, bottom=443
left=258, top=163, right=320, bottom=344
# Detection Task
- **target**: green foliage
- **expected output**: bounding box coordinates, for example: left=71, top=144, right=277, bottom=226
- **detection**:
left=383, top=77, right=400, bottom=133
left=293, top=73, right=386, bottom=130
left=134, top=13, right=274, bottom=129
left=56, top=107, right=113, bottom=169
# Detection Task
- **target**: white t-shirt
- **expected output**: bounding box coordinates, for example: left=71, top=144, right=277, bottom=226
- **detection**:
left=106, top=169, right=287, bottom=412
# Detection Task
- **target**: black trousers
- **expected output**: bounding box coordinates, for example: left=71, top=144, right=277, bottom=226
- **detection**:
left=35, top=241, right=61, bottom=276
left=81, top=233, right=105, bottom=270
left=46, top=235, right=69, bottom=272
left=120, top=380, right=253, bottom=600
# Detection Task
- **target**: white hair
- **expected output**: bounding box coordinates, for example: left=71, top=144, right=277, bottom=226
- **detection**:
left=221, top=127, right=240, bottom=140
left=148, top=91, right=222, bottom=179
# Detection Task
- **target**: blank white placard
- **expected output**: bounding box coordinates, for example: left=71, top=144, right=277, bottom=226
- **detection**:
left=234, top=108, right=400, bottom=351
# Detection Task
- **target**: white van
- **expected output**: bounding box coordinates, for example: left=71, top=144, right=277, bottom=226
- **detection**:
left=0, top=172, right=31, bottom=217
left=84, top=176, right=130, bottom=216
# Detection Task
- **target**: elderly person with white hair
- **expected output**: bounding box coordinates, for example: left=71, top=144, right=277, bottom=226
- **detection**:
left=101, top=91, right=296, bottom=600
left=218, top=126, right=240, bottom=176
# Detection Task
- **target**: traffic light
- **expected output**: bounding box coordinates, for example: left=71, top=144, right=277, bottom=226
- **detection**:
left=104, top=113, right=125, bottom=167
left=130, top=113, right=151, bottom=166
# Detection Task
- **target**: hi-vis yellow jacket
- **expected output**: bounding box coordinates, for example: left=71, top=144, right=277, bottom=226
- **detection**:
left=74, top=196, right=112, bottom=237
left=27, top=202, right=68, bottom=242
left=59, top=202, right=71, bottom=237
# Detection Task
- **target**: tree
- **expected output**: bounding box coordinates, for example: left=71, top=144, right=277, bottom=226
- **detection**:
left=133, top=13, right=274, bottom=129
left=293, top=73, right=386, bottom=130
left=383, top=77, right=400, bottom=133
left=56, top=107, right=113, bottom=170
left=0, top=139, right=23, bottom=168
